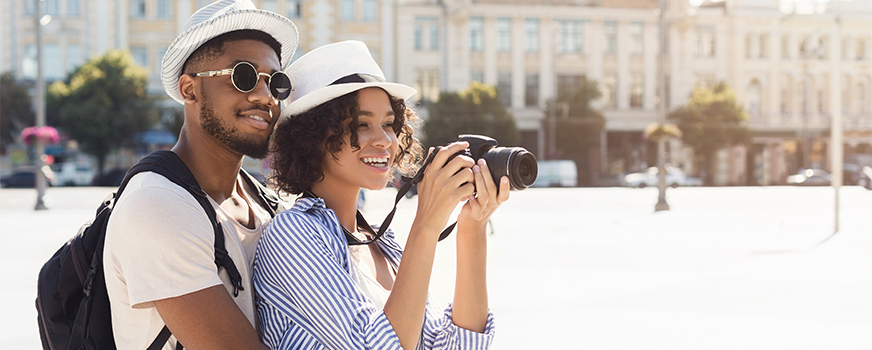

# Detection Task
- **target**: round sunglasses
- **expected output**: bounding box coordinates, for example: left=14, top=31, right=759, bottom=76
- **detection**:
left=189, top=61, right=293, bottom=100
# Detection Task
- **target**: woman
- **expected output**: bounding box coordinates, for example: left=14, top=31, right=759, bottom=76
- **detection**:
left=253, top=40, right=510, bottom=350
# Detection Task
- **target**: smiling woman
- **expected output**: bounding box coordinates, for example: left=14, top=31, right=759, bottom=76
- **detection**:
left=255, top=40, right=511, bottom=350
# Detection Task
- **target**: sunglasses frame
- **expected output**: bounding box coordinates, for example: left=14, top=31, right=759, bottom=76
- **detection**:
left=189, top=61, right=292, bottom=100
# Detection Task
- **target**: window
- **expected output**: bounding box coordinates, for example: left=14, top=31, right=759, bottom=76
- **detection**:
left=45, top=44, right=63, bottom=80
left=362, top=0, right=377, bottom=22
left=197, top=0, right=212, bottom=10
left=694, top=27, right=715, bottom=57
left=758, top=35, right=767, bottom=58
left=66, top=44, right=82, bottom=73
left=157, top=0, right=172, bottom=18
left=470, top=71, right=484, bottom=83
left=601, top=73, right=617, bottom=109
left=23, top=45, right=37, bottom=79
left=155, top=46, right=168, bottom=77
left=525, top=19, right=539, bottom=53
left=557, top=20, right=584, bottom=53
left=46, top=0, right=59, bottom=15
left=430, top=23, right=440, bottom=51
left=286, top=0, right=300, bottom=18
left=68, top=0, right=80, bottom=16
left=497, top=72, right=512, bottom=106
left=340, top=0, right=355, bottom=20
left=557, top=75, right=583, bottom=92
left=798, top=80, right=808, bottom=114
left=414, top=23, right=423, bottom=50
left=497, top=18, right=511, bottom=52
left=131, top=46, right=148, bottom=68
left=858, top=83, right=868, bottom=113
left=818, top=88, right=826, bottom=113
left=630, top=22, right=644, bottom=55
left=261, top=0, right=278, bottom=12
left=525, top=74, right=539, bottom=107
left=470, top=17, right=483, bottom=51
left=781, top=76, right=791, bottom=114
left=604, top=21, right=617, bottom=54
left=414, top=69, right=440, bottom=105
left=131, top=0, right=146, bottom=18
left=858, top=38, right=867, bottom=60
left=24, top=1, right=35, bottom=15
left=630, top=73, right=643, bottom=108
left=748, top=80, right=762, bottom=115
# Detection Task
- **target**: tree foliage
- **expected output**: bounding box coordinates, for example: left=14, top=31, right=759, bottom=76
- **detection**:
left=543, top=76, right=606, bottom=159
left=47, top=50, right=159, bottom=174
left=667, top=82, right=750, bottom=183
left=0, top=72, right=35, bottom=153
left=423, top=82, right=520, bottom=149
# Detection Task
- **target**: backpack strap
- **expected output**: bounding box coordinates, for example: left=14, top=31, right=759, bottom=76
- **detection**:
left=239, top=168, right=280, bottom=217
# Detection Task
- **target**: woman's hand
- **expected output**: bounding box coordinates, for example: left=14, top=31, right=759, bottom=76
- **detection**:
left=413, top=142, right=476, bottom=237
left=458, top=158, right=510, bottom=231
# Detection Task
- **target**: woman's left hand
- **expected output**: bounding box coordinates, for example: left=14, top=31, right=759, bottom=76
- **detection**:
left=458, top=159, right=510, bottom=230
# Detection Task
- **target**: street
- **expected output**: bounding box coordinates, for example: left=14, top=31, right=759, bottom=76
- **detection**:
left=2, top=186, right=871, bottom=349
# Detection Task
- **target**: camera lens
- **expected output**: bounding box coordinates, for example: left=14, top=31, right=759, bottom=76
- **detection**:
left=482, top=147, right=538, bottom=191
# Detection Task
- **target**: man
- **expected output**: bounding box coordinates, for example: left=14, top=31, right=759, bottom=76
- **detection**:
left=102, top=1, right=297, bottom=348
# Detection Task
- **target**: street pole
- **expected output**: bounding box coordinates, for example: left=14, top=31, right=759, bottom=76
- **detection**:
left=830, top=17, right=843, bottom=233
left=655, top=0, right=669, bottom=212
left=34, top=0, right=48, bottom=210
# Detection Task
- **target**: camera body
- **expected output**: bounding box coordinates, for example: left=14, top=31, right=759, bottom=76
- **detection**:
left=424, top=134, right=538, bottom=192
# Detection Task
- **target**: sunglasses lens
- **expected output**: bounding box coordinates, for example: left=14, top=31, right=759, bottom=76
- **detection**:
left=270, top=72, right=292, bottom=100
left=232, top=63, right=258, bottom=92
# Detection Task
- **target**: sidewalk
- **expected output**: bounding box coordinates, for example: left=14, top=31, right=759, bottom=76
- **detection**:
left=2, top=186, right=871, bottom=349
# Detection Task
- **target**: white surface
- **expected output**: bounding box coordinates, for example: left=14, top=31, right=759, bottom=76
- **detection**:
left=3, top=186, right=872, bottom=349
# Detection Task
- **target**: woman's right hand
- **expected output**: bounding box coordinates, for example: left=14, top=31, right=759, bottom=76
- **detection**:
left=413, top=141, right=476, bottom=238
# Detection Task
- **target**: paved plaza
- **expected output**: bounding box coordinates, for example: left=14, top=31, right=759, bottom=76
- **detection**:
left=2, top=185, right=871, bottom=349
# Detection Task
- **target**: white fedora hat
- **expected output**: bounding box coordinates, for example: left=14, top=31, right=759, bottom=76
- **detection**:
left=161, top=0, right=298, bottom=104
left=281, top=40, right=416, bottom=118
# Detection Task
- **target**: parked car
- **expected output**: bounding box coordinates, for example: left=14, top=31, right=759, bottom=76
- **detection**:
left=531, top=160, right=577, bottom=187
left=52, top=162, right=96, bottom=186
left=858, top=166, right=872, bottom=190
left=786, top=169, right=830, bottom=186
left=0, top=166, right=58, bottom=188
left=92, top=168, right=129, bottom=187
left=624, top=166, right=687, bottom=188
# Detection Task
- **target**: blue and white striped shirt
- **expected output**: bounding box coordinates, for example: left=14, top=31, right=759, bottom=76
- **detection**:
left=253, top=197, right=495, bottom=350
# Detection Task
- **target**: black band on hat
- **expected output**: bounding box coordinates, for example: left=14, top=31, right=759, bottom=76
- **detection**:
left=331, top=73, right=386, bottom=85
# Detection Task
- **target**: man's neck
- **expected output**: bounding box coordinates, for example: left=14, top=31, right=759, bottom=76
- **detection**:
left=172, top=130, right=244, bottom=203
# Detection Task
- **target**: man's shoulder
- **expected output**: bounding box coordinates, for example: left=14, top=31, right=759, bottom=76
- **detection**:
left=115, top=171, right=198, bottom=208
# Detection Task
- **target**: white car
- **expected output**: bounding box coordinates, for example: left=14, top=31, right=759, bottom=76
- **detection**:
left=531, top=160, right=577, bottom=187
left=53, top=162, right=96, bottom=186
left=624, top=167, right=687, bottom=188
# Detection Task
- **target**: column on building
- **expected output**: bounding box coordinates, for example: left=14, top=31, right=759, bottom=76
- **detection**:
left=767, top=29, right=780, bottom=125
left=586, top=19, right=602, bottom=109
left=616, top=20, right=630, bottom=110
left=511, top=15, right=525, bottom=109
left=380, top=0, right=396, bottom=81
left=538, top=17, right=556, bottom=160
left=483, top=16, right=497, bottom=87
left=643, top=19, right=657, bottom=111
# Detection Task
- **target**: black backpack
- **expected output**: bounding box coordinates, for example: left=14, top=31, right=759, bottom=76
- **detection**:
left=36, top=150, right=280, bottom=350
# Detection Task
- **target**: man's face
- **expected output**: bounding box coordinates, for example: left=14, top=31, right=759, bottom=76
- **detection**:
left=195, top=39, right=282, bottom=159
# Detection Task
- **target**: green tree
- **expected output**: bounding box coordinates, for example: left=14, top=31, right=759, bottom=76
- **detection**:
left=543, top=76, right=606, bottom=184
left=0, top=72, right=35, bottom=153
left=667, top=82, right=750, bottom=185
left=424, top=82, right=520, bottom=149
left=47, top=50, right=159, bottom=175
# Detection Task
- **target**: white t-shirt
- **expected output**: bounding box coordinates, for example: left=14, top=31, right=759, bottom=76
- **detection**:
left=103, top=171, right=272, bottom=350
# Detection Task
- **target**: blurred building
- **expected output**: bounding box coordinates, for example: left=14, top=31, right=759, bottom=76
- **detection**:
left=2, top=0, right=871, bottom=185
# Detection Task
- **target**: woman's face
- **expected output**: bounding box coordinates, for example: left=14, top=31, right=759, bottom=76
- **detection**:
left=322, top=87, right=399, bottom=191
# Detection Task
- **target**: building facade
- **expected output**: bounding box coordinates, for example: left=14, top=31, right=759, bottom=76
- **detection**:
left=3, top=0, right=871, bottom=185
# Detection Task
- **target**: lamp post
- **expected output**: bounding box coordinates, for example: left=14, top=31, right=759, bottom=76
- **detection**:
left=34, top=0, right=50, bottom=211
left=655, top=0, right=669, bottom=212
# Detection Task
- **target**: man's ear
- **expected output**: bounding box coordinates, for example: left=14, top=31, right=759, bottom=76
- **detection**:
left=179, top=74, right=198, bottom=103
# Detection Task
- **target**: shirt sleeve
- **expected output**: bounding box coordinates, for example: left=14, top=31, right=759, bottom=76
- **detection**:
left=419, top=304, right=496, bottom=350
left=105, top=173, right=222, bottom=308
left=254, top=211, right=404, bottom=350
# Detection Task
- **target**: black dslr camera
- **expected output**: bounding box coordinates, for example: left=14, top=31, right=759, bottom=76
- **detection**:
left=420, top=134, right=538, bottom=192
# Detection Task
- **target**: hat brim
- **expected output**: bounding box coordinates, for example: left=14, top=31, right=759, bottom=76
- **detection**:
left=281, top=83, right=417, bottom=118
left=161, top=9, right=298, bottom=104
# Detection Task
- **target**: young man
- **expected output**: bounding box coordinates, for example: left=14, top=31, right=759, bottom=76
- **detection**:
left=102, top=1, right=297, bottom=349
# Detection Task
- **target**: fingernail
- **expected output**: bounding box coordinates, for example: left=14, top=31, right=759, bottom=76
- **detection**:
left=473, top=165, right=481, bottom=173
left=502, top=177, right=509, bottom=184
left=478, top=159, right=486, bottom=166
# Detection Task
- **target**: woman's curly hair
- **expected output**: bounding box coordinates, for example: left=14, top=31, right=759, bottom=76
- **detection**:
left=270, top=88, right=423, bottom=195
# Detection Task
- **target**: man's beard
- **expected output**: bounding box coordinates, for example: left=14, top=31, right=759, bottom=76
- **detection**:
left=199, top=98, right=271, bottom=159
